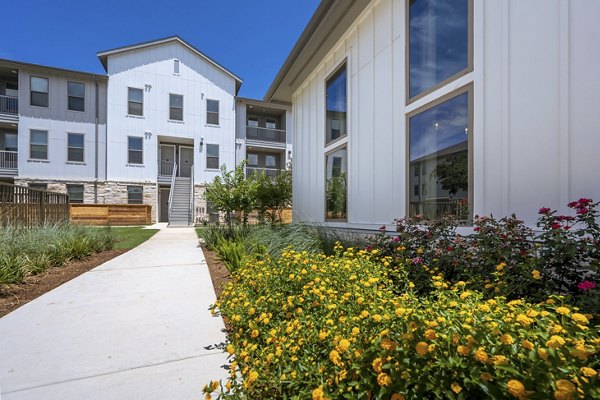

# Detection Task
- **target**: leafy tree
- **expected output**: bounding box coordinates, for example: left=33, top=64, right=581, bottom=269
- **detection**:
left=254, top=169, right=293, bottom=225
left=434, top=152, right=468, bottom=196
left=326, top=173, right=347, bottom=219
left=204, top=162, right=257, bottom=228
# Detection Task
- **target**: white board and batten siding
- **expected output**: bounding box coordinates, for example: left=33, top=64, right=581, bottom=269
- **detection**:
left=292, top=0, right=600, bottom=229
left=17, top=69, right=107, bottom=181
left=105, top=41, right=237, bottom=185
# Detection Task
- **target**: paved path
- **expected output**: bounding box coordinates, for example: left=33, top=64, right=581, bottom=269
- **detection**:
left=0, top=227, right=228, bottom=400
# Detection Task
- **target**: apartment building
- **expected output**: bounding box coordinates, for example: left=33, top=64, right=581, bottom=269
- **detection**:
left=266, top=0, right=600, bottom=229
left=0, top=36, right=292, bottom=225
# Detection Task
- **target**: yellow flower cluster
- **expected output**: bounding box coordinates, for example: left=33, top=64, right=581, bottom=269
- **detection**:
left=204, top=247, right=600, bottom=399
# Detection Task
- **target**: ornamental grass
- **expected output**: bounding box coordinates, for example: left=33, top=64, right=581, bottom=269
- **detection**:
left=205, top=246, right=599, bottom=399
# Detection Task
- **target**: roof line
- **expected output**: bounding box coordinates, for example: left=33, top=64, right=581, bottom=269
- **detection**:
left=0, top=58, right=107, bottom=80
left=263, top=0, right=336, bottom=102
left=96, top=35, right=242, bottom=84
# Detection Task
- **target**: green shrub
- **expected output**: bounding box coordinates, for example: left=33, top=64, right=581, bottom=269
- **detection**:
left=206, top=248, right=599, bottom=399
left=0, top=223, right=115, bottom=285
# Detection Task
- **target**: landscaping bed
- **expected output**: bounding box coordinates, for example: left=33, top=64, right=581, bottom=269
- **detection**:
left=198, top=200, right=599, bottom=399
left=0, top=225, right=159, bottom=317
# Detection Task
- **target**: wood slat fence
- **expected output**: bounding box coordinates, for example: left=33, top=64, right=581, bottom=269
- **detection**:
left=70, top=204, right=152, bottom=226
left=0, top=183, right=70, bottom=227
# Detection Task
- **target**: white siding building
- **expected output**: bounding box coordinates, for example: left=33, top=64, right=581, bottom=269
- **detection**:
left=265, top=0, right=600, bottom=229
left=1, top=36, right=293, bottom=225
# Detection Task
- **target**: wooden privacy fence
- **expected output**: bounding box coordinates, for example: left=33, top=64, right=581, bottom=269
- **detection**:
left=70, top=204, right=152, bottom=226
left=0, top=183, right=70, bottom=227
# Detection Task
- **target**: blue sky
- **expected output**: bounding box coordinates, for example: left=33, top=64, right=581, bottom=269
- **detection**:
left=0, top=0, right=320, bottom=99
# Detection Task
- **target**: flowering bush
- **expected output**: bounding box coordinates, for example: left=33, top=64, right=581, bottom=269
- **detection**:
left=367, top=199, right=600, bottom=310
left=206, top=247, right=599, bottom=399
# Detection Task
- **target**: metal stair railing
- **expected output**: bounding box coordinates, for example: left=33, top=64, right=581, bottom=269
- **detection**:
left=167, top=162, right=177, bottom=225
left=188, top=165, right=194, bottom=225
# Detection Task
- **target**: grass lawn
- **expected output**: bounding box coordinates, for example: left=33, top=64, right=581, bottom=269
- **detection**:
left=110, top=227, right=159, bottom=250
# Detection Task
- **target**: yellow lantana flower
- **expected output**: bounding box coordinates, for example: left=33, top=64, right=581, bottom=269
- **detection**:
left=506, top=379, right=526, bottom=398
left=416, top=341, right=429, bottom=356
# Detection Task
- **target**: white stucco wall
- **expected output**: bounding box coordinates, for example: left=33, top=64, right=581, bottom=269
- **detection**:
left=291, top=0, right=600, bottom=228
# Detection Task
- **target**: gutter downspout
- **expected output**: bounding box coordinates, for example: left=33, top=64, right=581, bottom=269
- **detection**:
left=94, top=79, right=99, bottom=203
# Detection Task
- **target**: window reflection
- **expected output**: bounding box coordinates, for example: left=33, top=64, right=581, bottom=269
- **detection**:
left=326, top=64, right=347, bottom=143
left=409, top=91, right=470, bottom=220
left=409, top=0, right=469, bottom=98
left=325, top=147, right=347, bottom=220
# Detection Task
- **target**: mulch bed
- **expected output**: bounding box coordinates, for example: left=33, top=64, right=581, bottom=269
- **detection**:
left=0, top=249, right=127, bottom=318
left=201, top=245, right=231, bottom=300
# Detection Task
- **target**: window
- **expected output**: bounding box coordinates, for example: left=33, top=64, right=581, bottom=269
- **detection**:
left=247, top=117, right=258, bottom=127
left=30, top=130, right=48, bottom=160
left=325, top=147, right=347, bottom=220
left=174, top=59, right=180, bottom=74
left=67, top=184, right=84, bottom=204
left=206, top=99, right=219, bottom=125
left=408, top=0, right=471, bottom=100
left=67, top=133, right=84, bottom=162
left=265, top=155, right=277, bottom=168
left=128, top=136, right=143, bottom=164
left=127, top=186, right=143, bottom=204
left=30, top=76, right=49, bottom=107
left=29, top=183, right=48, bottom=191
left=206, top=144, right=219, bottom=169
left=266, top=118, right=277, bottom=129
left=408, top=88, right=471, bottom=220
left=247, top=153, right=258, bottom=166
left=3, top=133, right=17, bottom=152
left=325, top=63, right=347, bottom=144
left=170, top=94, right=183, bottom=121
left=128, top=88, right=143, bottom=116
left=67, top=81, right=85, bottom=111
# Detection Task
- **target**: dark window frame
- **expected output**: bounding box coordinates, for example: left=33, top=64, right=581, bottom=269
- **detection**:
left=128, top=87, right=144, bottom=116
left=206, top=144, right=219, bottom=170
left=127, top=185, right=144, bottom=204
left=169, top=93, right=184, bottom=121
left=30, top=76, right=49, bottom=107
left=127, top=136, right=144, bottom=165
left=67, top=81, right=85, bottom=112
left=67, top=184, right=84, bottom=204
left=29, top=129, right=48, bottom=160
left=67, top=133, right=85, bottom=162
left=206, top=99, right=219, bottom=126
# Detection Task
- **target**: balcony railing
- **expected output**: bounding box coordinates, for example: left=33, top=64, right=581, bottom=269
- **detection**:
left=0, top=150, right=17, bottom=170
left=246, top=126, right=286, bottom=143
left=0, top=95, right=18, bottom=115
left=158, top=160, right=175, bottom=176
left=246, top=167, right=281, bottom=179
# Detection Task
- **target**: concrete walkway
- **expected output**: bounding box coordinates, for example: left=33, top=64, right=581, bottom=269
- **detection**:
left=0, top=227, right=228, bottom=400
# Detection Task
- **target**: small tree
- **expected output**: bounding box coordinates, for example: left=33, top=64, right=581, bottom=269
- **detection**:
left=254, top=169, right=293, bottom=224
left=204, top=162, right=256, bottom=228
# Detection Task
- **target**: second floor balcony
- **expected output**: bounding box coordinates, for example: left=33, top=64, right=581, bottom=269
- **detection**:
left=246, top=126, right=286, bottom=144
left=0, top=95, right=18, bottom=117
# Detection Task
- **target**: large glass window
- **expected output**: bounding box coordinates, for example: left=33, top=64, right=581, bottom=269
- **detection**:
left=67, top=81, right=85, bottom=111
left=408, top=0, right=471, bottom=99
left=30, top=130, right=48, bottom=160
left=170, top=94, right=184, bottom=121
left=206, top=144, right=219, bottom=169
left=325, top=147, right=347, bottom=220
left=128, top=88, right=143, bottom=116
left=30, top=77, right=49, bottom=107
left=127, top=186, right=143, bottom=204
left=325, top=63, right=347, bottom=144
left=128, top=136, right=143, bottom=164
left=206, top=99, right=219, bottom=125
left=67, top=133, right=84, bottom=162
left=408, top=89, right=470, bottom=221
left=67, top=184, right=84, bottom=204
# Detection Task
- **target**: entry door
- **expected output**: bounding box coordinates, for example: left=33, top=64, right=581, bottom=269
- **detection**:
left=159, top=188, right=170, bottom=222
left=179, top=146, right=194, bottom=178
left=159, top=145, right=175, bottom=176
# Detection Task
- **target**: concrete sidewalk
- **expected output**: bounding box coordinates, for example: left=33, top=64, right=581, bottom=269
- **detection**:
left=0, top=227, right=228, bottom=400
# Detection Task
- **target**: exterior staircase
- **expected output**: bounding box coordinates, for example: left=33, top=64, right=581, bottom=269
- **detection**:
left=169, top=177, right=192, bottom=226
